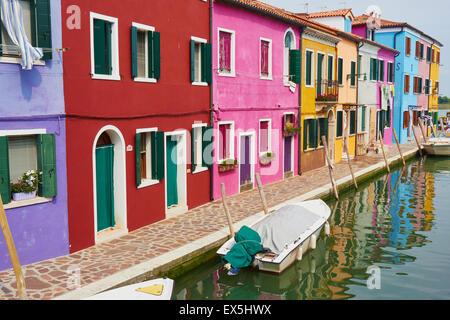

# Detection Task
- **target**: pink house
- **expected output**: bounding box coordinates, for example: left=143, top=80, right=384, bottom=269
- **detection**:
left=377, top=48, right=396, bottom=146
left=211, top=0, right=305, bottom=199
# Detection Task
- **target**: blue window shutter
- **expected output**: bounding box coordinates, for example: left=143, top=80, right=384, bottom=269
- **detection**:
left=0, top=137, right=11, bottom=204
left=131, top=26, right=138, bottom=78
left=36, top=134, right=57, bottom=198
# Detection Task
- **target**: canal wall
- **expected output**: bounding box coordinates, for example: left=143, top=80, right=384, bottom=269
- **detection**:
left=53, top=144, right=421, bottom=300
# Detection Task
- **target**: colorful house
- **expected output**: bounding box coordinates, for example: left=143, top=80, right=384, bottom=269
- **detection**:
left=429, top=44, right=441, bottom=133
left=61, top=0, right=212, bottom=253
left=211, top=0, right=306, bottom=198
left=0, top=0, right=68, bottom=270
left=353, top=16, right=443, bottom=144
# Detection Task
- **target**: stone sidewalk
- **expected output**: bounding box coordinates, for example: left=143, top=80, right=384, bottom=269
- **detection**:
left=0, top=142, right=420, bottom=300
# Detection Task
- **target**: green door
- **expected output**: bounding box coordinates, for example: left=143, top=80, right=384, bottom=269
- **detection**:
left=166, top=137, right=178, bottom=208
left=96, top=145, right=115, bottom=231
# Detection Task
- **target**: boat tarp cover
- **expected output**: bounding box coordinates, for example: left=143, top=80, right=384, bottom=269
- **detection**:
left=251, top=204, right=321, bottom=255
left=223, top=226, right=263, bottom=269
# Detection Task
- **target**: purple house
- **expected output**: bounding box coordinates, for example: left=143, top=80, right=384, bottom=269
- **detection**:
left=211, top=0, right=306, bottom=199
left=0, top=1, right=68, bottom=271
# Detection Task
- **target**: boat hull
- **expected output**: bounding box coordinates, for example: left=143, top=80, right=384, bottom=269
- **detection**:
left=423, top=140, right=450, bottom=156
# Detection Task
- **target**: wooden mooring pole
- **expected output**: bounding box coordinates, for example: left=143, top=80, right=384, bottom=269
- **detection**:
left=255, top=173, right=270, bottom=215
left=379, top=136, right=391, bottom=174
left=0, top=196, right=26, bottom=299
left=418, top=118, right=428, bottom=143
left=220, top=183, right=235, bottom=238
left=393, top=129, right=406, bottom=167
left=343, top=135, right=358, bottom=190
left=321, top=136, right=339, bottom=200
left=412, top=126, right=423, bottom=157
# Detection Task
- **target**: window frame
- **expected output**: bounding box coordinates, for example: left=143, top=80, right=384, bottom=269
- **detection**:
left=191, top=123, right=208, bottom=174
left=191, top=36, right=208, bottom=86
left=217, top=121, right=235, bottom=162
left=259, top=37, right=272, bottom=80
left=132, top=22, right=157, bottom=83
left=217, top=27, right=235, bottom=77
left=350, top=60, right=357, bottom=87
left=377, top=59, right=385, bottom=82
left=90, top=12, right=120, bottom=81
left=337, top=56, right=344, bottom=86
left=304, top=49, right=314, bottom=87
left=258, top=119, right=272, bottom=155
left=135, top=127, right=160, bottom=188
left=387, top=62, right=394, bottom=83
left=283, top=28, right=296, bottom=86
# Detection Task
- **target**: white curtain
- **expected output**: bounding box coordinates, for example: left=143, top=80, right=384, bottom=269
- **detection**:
left=0, top=0, right=43, bottom=70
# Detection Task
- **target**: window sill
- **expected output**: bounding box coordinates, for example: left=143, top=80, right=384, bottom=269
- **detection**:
left=0, top=56, right=45, bottom=66
left=218, top=72, right=236, bottom=78
left=91, top=73, right=121, bottom=81
left=260, top=75, right=273, bottom=81
left=134, top=77, right=157, bottom=83
left=191, top=81, right=208, bottom=86
left=4, top=196, right=53, bottom=210
left=138, top=179, right=160, bottom=189
left=192, top=167, right=208, bottom=174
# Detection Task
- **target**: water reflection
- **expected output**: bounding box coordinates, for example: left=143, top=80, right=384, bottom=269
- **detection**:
left=173, top=157, right=450, bottom=300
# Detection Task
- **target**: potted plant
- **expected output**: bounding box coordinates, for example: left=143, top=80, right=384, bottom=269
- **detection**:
left=259, top=151, right=276, bottom=165
left=10, top=170, right=42, bottom=201
left=283, top=122, right=301, bottom=137
left=218, top=159, right=238, bottom=173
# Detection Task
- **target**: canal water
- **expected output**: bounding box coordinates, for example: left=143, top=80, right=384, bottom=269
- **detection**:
left=171, top=156, right=450, bottom=300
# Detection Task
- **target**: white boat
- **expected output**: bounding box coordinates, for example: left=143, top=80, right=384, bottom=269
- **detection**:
left=85, top=277, right=174, bottom=300
left=423, top=137, right=450, bottom=156
left=217, top=199, right=331, bottom=274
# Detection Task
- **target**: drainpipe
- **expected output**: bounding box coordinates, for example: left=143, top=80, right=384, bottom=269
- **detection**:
left=298, top=27, right=303, bottom=175
left=209, top=0, right=214, bottom=201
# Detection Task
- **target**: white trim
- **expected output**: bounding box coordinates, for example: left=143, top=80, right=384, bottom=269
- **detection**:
left=0, top=128, right=46, bottom=136
left=191, top=123, right=208, bottom=174
left=283, top=28, right=296, bottom=85
left=0, top=56, right=45, bottom=66
left=217, top=27, right=236, bottom=77
left=191, top=36, right=207, bottom=43
left=192, top=81, right=208, bottom=86
left=136, top=127, right=159, bottom=188
left=3, top=197, right=52, bottom=210
left=132, top=22, right=155, bottom=32
left=259, top=37, right=272, bottom=80
left=304, top=49, right=315, bottom=87
left=164, top=131, right=188, bottom=218
left=238, top=131, right=256, bottom=191
left=93, top=125, right=128, bottom=244
left=90, top=12, right=120, bottom=81
left=131, top=22, right=158, bottom=83
left=282, top=112, right=295, bottom=175
left=258, top=119, right=272, bottom=155
left=217, top=121, right=235, bottom=163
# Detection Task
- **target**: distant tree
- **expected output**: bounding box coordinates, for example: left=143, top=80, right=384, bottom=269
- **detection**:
left=438, top=96, right=450, bottom=104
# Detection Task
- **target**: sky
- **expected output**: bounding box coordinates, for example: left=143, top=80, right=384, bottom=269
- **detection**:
left=261, top=0, right=450, bottom=97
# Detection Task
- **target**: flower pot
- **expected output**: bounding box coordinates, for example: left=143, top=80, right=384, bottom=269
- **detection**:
left=12, top=190, right=37, bottom=201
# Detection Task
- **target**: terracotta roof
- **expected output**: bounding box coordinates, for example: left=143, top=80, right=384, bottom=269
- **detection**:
left=303, top=8, right=354, bottom=19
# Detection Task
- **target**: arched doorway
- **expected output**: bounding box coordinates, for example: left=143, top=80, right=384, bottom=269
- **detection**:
left=92, top=125, right=127, bottom=242
left=327, top=109, right=335, bottom=164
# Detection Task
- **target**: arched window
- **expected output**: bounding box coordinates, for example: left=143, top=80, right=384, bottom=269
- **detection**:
left=283, top=29, right=295, bottom=84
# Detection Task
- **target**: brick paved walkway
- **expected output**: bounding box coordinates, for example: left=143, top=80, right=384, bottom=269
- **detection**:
left=0, top=142, right=420, bottom=300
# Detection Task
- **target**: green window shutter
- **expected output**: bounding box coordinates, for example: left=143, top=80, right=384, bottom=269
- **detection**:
left=327, top=56, right=333, bottom=82
left=131, top=26, right=138, bottom=78
left=378, top=60, right=384, bottom=82
left=135, top=133, right=142, bottom=187
left=191, top=128, right=197, bottom=171
left=309, top=119, right=317, bottom=149
left=35, top=0, right=52, bottom=60
left=151, top=131, right=164, bottom=180
left=350, top=110, right=356, bottom=135
left=319, top=118, right=328, bottom=146
left=303, top=119, right=308, bottom=150
left=148, top=31, right=154, bottom=78
left=201, top=43, right=207, bottom=83
left=350, top=61, right=356, bottom=86
left=338, top=58, right=343, bottom=85
left=337, top=111, right=343, bottom=137
left=0, top=137, right=11, bottom=204
left=202, top=126, right=213, bottom=168
left=305, top=51, right=312, bottom=86
left=289, top=49, right=301, bottom=84
left=153, top=31, right=161, bottom=79
left=0, top=9, right=3, bottom=56
left=93, top=19, right=111, bottom=75
left=190, top=40, right=195, bottom=83
left=36, top=134, right=57, bottom=198
left=204, top=43, right=212, bottom=84
left=361, top=107, right=366, bottom=132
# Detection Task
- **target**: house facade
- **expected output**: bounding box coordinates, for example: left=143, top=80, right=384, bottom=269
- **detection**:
left=0, top=0, right=68, bottom=270
left=429, top=44, right=441, bottom=133
left=61, top=0, right=212, bottom=253
left=211, top=0, right=305, bottom=198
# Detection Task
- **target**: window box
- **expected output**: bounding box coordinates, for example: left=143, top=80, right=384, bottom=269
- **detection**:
left=259, top=152, right=275, bottom=166
left=218, top=159, right=238, bottom=173
left=12, top=190, right=37, bottom=202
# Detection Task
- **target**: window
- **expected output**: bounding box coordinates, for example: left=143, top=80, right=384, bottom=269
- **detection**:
left=337, top=57, right=343, bottom=85
left=0, top=133, right=57, bottom=206
left=318, top=118, right=328, bottom=146
left=336, top=110, right=343, bottom=138
left=190, top=36, right=211, bottom=85
left=378, top=59, right=384, bottom=82
left=327, top=55, right=334, bottom=85
left=191, top=124, right=213, bottom=172
left=367, top=29, right=375, bottom=41
left=90, top=12, right=119, bottom=80
left=357, top=54, right=362, bottom=80
left=420, top=43, right=424, bottom=60
left=218, top=122, right=234, bottom=161
left=283, top=29, right=296, bottom=84
left=370, top=58, right=378, bottom=81
left=349, top=110, right=356, bottom=135
left=260, top=38, right=272, bottom=79
left=404, top=74, right=410, bottom=93
left=305, top=50, right=314, bottom=86
left=317, top=53, right=325, bottom=94
left=302, top=118, right=318, bottom=150
left=259, top=120, right=271, bottom=154
left=403, top=111, right=410, bottom=130
left=405, top=37, right=411, bottom=56
left=435, top=81, right=439, bottom=94
left=218, top=28, right=235, bottom=76
left=131, top=23, right=160, bottom=82
left=413, top=76, right=422, bottom=94
left=415, top=41, right=420, bottom=59
left=359, top=106, right=367, bottom=132
left=135, top=129, right=164, bottom=187
left=387, top=62, right=394, bottom=83
left=425, top=79, right=431, bottom=95
left=436, top=51, right=440, bottom=64
left=431, top=48, right=435, bottom=63
left=350, top=61, right=356, bottom=86
left=426, top=46, right=432, bottom=62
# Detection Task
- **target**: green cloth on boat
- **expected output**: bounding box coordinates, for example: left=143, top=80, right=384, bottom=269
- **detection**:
left=223, top=226, right=263, bottom=269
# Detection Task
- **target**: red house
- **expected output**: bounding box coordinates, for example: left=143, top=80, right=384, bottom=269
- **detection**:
left=61, top=0, right=212, bottom=252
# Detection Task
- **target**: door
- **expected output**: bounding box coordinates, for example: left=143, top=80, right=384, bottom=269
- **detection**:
left=240, top=135, right=251, bottom=186
left=284, top=136, right=292, bottom=173
left=166, top=137, right=178, bottom=208
left=96, top=144, right=115, bottom=232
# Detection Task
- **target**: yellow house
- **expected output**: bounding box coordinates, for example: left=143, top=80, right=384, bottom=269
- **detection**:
left=300, top=23, right=341, bottom=173
left=429, top=44, right=441, bottom=133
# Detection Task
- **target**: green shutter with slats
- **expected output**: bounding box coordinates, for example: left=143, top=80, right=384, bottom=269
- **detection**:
left=151, top=131, right=164, bottom=180
left=361, top=107, right=366, bottom=132
left=191, top=128, right=197, bottom=172
left=37, top=134, right=57, bottom=198
left=0, top=137, right=11, bottom=204
left=327, top=56, right=333, bottom=82
left=148, top=31, right=154, bottom=78
left=309, top=119, right=317, bottom=149
left=350, top=61, right=356, bottom=86
left=338, top=58, right=343, bottom=85
left=93, top=19, right=111, bottom=75
left=319, top=118, right=328, bottom=146
left=303, top=119, right=308, bottom=150
left=190, top=40, right=195, bottom=83
left=0, top=9, right=3, bottom=56
left=135, top=133, right=142, bottom=187
left=337, top=111, right=343, bottom=137
left=131, top=26, right=138, bottom=78
left=153, top=31, right=161, bottom=79
left=305, top=51, right=312, bottom=86
left=203, top=43, right=212, bottom=84
left=350, top=110, right=356, bottom=135
left=289, top=49, right=301, bottom=84
left=202, top=126, right=213, bottom=168
left=201, top=43, right=207, bottom=83
left=34, top=0, right=52, bottom=60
